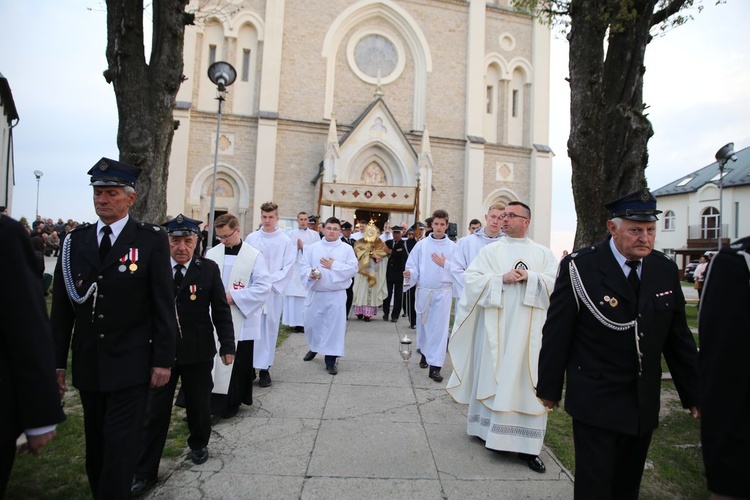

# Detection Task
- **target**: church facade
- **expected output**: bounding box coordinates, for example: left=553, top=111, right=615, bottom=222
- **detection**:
left=167, top=0, right=553, bottom=243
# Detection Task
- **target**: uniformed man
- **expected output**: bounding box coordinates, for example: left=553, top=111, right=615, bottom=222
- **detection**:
left=340, top=221, right=355, bottom=317
left=699, top=234, right=750, bottom=500
left=131, top=215, right=235, bottom=496
left=537, top=188, right=699, bottom=500
left=51, top=158, right=177, bottom=499
left=382, top=225, right=407, bottom=322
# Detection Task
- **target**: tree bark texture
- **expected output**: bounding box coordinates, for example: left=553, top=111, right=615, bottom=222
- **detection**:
left=568, top=0, right=687, bottom=248
left=105, top=0, right=191, bottom=223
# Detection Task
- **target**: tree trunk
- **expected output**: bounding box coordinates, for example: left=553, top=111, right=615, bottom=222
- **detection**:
left=104, top=0, right=191, bottom=224
left=568, top=0, right=657, bottom=248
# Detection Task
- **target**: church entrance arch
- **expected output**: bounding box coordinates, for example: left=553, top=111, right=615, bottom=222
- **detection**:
left=188, top=163, right=251, bottom=233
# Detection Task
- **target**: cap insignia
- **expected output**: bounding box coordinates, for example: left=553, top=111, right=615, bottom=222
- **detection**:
left=98, top=160, right=109, bottom=171
left=639, top=189, right=650, bottom=203
left=176, top=214, right=184, bottom=223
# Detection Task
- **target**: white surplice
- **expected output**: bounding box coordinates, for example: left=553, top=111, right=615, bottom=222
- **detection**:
left=282, top=228, right=321, bottom=326
left=205, top=242, right=272, bottom=394
left=299, top=239, right=358, bottom=356
left=404, top=234, right=456, bottom=368
left=446, top=236, right=557, bottom=454
left=451, top=227, right=504, bottom=297
left=245, top=228, right=296, bottom=370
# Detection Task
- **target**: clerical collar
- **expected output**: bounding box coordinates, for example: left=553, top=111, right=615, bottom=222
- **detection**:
left=430, top=233, right=447, bottom=240
left=224, top=240, right=242, bottom=255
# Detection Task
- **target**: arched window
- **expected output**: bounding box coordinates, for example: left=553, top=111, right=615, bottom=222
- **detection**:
left=701, top=207, right=720, bottom=239
left=663, top=210, right=675, bottom=231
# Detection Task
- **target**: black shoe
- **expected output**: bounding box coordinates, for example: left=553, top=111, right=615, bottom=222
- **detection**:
left=419, top=354, right=428, bottom=369
left=191, top=447, right=209, bottom=465
left=391, top=317, right=398, bottom=323
left=326, top=364, right=338, bottom=375
left=429, top=367, right=443, bottom=382
left=222, top=405, right=239, bottom=419
left=131, top=477, right=157, bottom=497
left=409, top=324, right=416, bottom=329
left=357, top=314, right=364, bottom=320
left=383, top=313, right=389, bottom=321
left=303, top=350, right=317, bottom=361
left=293, top=326, right=304, bottom=333
left=363, top=316, right=371, bottom=322
left=518, top=454, right=546, bottom=473
left=258, top=370, right=272, bottom=387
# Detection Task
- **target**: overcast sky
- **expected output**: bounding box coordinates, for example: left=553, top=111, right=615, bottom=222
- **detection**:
left=2, top=1, right=748, bottom=255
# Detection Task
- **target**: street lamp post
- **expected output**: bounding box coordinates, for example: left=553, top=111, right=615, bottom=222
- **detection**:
left=205, top=61, right=237, bottom=252
left=33, top=170, right=43, bottom=219
left=714, top=143, right=737, bottom=250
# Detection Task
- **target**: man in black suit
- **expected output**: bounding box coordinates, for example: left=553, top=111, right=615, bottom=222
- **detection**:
left=382, top=225, right=407, bottom=322
left=0, top=216, right=66, bottom=496
left=699, top=235, right=750, bottom=499
left=537, top=188, right=699, bottom=500
left=51, top=158, right=177, bottom=499
left=403, top=227, right=419, bottom=328
left=340, top=221, right=355, bottom=317
left=132, top=215, right=235, bottom=496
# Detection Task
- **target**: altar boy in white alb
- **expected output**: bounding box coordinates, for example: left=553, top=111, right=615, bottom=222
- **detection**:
left=244, top=202, right=296, bottom=388
left=283, top=212, right=321, bottom=332
left=446, top=201, right=557, bottom=474
left=206, top=214, right=271, bottom=418
left=403, top=209, right=457, bottom=383
left=299, top=217, right=358, bottom=375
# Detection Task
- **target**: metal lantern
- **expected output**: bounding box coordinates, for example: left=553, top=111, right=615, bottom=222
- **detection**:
left=399, top=334, right=413, bottom=361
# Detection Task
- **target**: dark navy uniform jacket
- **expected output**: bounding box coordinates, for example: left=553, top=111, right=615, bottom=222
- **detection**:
left=51, top=218, right=177, bottom=392
left=537, top=239, right=699, bottom=436
left=174, top=256, right=235, bottom=365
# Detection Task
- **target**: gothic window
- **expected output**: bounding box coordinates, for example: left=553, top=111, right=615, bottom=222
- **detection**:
left=354, top=35, right=398, bottom=79
left=241, top=49, right=251, bottom=82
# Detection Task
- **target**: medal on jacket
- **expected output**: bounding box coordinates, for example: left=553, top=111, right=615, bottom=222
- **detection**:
left=232, top=280, right=245, bottom=290
left=118, top=253, right=128, bottom=273
left=190, top=284, right=197, bottom=301
left=128, top=248, right=139, bottom=273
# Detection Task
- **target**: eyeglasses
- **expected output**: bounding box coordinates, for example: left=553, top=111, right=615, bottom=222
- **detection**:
left=499, top=213, right=529, bottom=220
left=216, top=228, right=238, bottom=240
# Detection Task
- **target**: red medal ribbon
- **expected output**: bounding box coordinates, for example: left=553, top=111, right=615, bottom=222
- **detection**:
left=120, top=254, right=128, bottom=263
left=129, top=248, right=139, bottom=263
left=190, top=285, right=197, bottom=294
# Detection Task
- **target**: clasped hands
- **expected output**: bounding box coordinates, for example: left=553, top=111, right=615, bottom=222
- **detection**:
left=319, top=257, right=334, bottom=269
left=502, top=269, right=527, bottom=284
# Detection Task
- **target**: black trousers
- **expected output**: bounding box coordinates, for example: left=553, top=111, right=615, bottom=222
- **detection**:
left=382, top=278, right=403, bottom=320
left=135, top=361, right=213, bottom=481
left=572, top=419, right=653, bottom=500
left=79, top=384, right=149, bottom=500
left=0, top=431, right=18, bottom=497
left=345, top=282, right=353, bottom=317
left=404, top=287, right=416, bottom=327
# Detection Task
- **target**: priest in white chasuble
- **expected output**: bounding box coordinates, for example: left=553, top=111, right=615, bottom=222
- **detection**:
left=446, top=201, right=557, bottom=474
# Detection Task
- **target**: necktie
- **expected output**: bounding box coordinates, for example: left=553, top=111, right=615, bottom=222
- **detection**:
left=99, top=225, right=112, bottom=262
left=626, top=260, right=641, bottom=296
left=174, top=264, right=185, bottom=289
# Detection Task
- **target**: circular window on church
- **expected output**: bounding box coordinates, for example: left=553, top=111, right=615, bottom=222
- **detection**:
left=347, top=30, right=405, bottom=85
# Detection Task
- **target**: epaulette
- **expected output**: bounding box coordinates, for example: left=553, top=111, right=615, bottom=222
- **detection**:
left=568, top=246, right=596, bottom=260
left=650, top=249, right=673, bottom=261
left=138, top=221, right=164, bottom=233
left=726, top=236, right=750, bottom=254
left=68, top=222, right=93, bottom=234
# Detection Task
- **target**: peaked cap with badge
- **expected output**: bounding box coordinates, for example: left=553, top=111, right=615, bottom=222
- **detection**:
left=603, top=188, right=662, bottom=222
left=88, top=157, right=142, bottom=188
left=163, top=214, right=203, bottom=236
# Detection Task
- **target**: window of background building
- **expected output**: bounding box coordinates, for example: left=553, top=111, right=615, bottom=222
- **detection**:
left=486, top=86, right=493, bottom=114
left=734, top=201, right=740, bottom=238
left=701, top=206, right=720, bottom=239
left=512, top=89, right=518, bottom=117
left=663, top=210, right=675, bottom=231
left=209, top=45, right=216, bottom=65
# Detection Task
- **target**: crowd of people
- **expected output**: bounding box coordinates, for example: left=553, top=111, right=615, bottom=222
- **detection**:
left=3, top=157, right=747, bottom=500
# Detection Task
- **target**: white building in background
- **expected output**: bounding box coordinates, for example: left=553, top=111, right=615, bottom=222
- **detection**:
left=0, top=71, right=19, bottom=212
left=653, top=144, right=750, bottom=274
left=166, top=0, right=554, bottom=243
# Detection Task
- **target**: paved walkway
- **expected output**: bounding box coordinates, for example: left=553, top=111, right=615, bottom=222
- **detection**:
left=147, top=314, right=575, bottom=499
